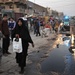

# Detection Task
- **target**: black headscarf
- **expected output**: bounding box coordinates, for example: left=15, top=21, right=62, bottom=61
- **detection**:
left=12, top=18, right=33, bottom=43
left=17, top=18, right=24, bottom=26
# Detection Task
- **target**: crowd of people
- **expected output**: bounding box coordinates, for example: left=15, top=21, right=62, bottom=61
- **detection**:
left=0, top=14, right=61, bottom=74
left=28, top=16, right=61, bottom=37
left=0, top=14, right=34, bottom=74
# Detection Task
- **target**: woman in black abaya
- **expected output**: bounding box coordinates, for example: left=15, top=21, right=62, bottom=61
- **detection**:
left=12, top=18, right=34, bottom=74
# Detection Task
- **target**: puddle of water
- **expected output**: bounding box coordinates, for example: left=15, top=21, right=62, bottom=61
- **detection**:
left=41, top=43, right=71, bottom=73
left=40, top=35, right=75, bottom=75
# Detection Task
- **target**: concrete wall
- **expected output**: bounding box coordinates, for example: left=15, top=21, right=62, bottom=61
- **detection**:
left=26, top=1, right=48, bottom=16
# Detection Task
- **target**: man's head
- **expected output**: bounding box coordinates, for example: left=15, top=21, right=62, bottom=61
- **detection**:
left=10, top=17, right=14, bottom=22
left=3, top=14, right=8, bottom=21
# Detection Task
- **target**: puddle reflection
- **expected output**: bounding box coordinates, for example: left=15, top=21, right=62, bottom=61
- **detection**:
left=41, top=34, right=75, bottom=74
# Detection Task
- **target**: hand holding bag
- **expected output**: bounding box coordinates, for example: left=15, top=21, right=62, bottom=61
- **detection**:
left=13, top=38, right=22, bottom=53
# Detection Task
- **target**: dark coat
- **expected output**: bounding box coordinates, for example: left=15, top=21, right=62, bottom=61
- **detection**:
left=1, top=20, right=9, bottom=36
left=35, top=21, right=39, bottom=30
left=12, top=21, right=33, bottom=43
left=12, top=19, right=33, bottom=68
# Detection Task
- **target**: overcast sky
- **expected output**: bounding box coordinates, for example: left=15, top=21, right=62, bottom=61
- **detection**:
left=29, top=0, right=75, bottom=16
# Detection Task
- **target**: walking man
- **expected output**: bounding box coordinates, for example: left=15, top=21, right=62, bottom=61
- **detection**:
left=35, top=19, right=41, bottom=36
left=1, top=14, right=11, bottom=56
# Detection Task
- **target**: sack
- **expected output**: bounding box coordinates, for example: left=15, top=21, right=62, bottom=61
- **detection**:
left=13, top=38, right=22, bottom=53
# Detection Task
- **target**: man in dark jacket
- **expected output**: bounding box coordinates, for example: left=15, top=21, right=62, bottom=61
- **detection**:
left=1, top=14, right=11, bottom=56
left=35, top=19, right=41, bottom=36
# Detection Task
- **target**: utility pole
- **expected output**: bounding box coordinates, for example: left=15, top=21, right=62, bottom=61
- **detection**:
left=26, top=0, right=29, bottom=16
left=33, top=0, right=35, bottom=16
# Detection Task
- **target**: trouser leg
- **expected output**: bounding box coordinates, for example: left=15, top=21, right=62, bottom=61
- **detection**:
left=2, top=36, right=10, bottom=54
left=2, top=38, right=6, bottom=54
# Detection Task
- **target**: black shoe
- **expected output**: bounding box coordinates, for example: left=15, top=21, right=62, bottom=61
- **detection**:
left=39, top=34, right=41, bottom=36
left=36, top=35, right=38, bottom=36
left=6, top=52, right=11, bottom=54
left=3, top=53, right=8, bottom=56
left=19, top=68, right=24, bottom=74
left=0, top=70, right=4, bottom=74
left=19, top=70, right=24, bottom=74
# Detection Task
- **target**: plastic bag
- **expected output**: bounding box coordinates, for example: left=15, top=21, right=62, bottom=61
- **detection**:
left=13, top=38, right=22, bottom=53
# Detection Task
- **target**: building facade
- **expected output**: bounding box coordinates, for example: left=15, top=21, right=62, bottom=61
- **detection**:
left=0, top=0, right=27, bottom=20
left=0, top=0, right=63, bottom=20
left=26, top=1, right=48, bottom=17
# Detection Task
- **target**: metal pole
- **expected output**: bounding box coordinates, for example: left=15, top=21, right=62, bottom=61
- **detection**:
left=33, top=0, right=35, bottom=16
left=26, top=0, right=29, bottom=16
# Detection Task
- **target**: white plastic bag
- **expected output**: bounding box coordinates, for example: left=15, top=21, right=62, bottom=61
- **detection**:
left=13, top=38, right=22, bottom=53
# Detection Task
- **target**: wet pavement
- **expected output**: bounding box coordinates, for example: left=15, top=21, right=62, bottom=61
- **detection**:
left=41, top=45, right=70, bottom=74
left=40, top=34, right=75, bottom=75
left=0, top=33, right=75, bottom=75
left=0, top=33, right=56, bottom=75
